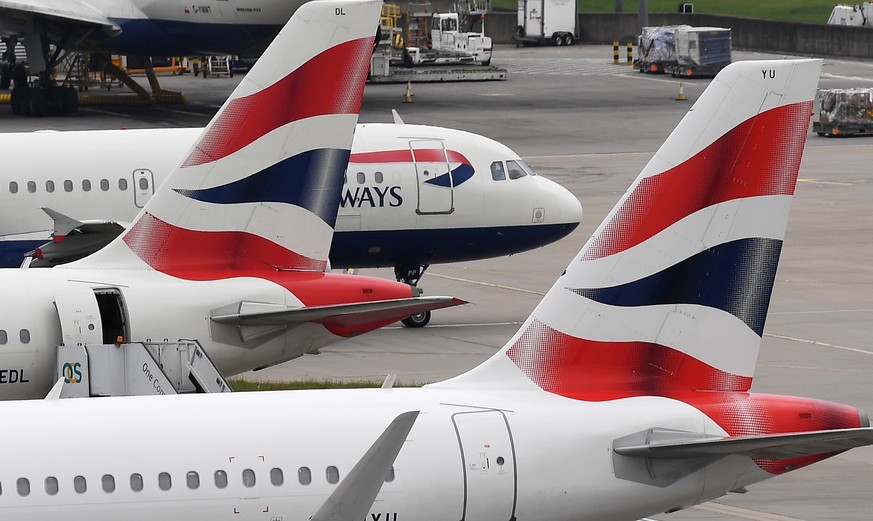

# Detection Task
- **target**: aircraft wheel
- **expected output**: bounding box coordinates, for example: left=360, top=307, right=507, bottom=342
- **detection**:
left=10, top=87, right=28, bottom=115
left=61, top=87, right=79, bottom=115
left=0, top=64, right=11, bottom=89
left=401, top=311, right=431, bottom=328
left=28, top=87, right=46, bottom=117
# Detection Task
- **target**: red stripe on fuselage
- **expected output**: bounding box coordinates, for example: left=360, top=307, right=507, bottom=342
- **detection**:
left=182, top=36, right=374, bottom=167
left=349, top=149, right=471, bottom=165
left=585, top=101, right=812, bottom=260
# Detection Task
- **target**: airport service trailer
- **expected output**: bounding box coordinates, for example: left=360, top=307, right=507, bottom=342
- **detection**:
left=515, top=0, right=578, bottom=46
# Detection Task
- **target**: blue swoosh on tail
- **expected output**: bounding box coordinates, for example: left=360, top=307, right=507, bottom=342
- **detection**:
left=569, top=237, right=782, bottom=336
left=174, top=148, right=350, bottom=226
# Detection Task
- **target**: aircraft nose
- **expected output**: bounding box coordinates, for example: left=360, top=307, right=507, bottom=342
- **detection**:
left=537, top=176, right=583, bottom=226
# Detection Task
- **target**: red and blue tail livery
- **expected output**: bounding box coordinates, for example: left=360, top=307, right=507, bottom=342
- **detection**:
left=86, top=0, right=377, bottom=275
left=441, top=59, right=868, bottom=477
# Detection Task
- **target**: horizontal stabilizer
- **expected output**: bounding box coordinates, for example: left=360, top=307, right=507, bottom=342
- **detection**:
left=211, top=297, right=465, bottom=328
left=614, top=426, right=873, bottom=460
left=312, top=411, right=419, bottom=521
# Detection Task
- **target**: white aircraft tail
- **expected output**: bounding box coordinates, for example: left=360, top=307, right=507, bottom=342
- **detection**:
left=72, top=0, right=380, bottom=274
left=438, top=59, right=822, bottom=398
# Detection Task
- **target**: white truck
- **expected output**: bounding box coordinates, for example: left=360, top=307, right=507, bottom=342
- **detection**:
left=515, top=0, right=578, bottom=46
left=827, top=2, right=871, bottom=26
left=403, top=13, right=492, bottom=66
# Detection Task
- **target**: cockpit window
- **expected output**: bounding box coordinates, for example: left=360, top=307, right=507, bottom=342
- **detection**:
left=518, top=159, right=537, bottom=176
left=506, top=160, right=527, bottom=180
left=490, top=161, right=506, bottom=181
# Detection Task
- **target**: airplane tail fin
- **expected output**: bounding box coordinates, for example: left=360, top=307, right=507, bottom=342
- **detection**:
left=72, top=0, right=380, bottom=274
left=438, top=59, right=822, bottom=398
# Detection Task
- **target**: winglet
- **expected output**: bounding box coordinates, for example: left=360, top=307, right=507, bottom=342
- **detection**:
left=45, top=377, right=65, bottom=400
left=311, top=411, right=419, bottom=521
left=391, top=109, right=405, bottom=125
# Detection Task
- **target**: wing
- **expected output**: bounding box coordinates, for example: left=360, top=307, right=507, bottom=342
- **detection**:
left=0, top=0, right=120, bottom=39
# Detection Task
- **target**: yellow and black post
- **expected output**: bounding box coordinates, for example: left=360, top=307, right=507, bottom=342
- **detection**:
left=613, top=41, right=619, bottom=65
left=626, top=41, right=633, bottom=65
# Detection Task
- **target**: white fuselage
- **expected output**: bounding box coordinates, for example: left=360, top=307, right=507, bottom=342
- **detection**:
left=0, top=264, right=414, bottom=400
left=0, top=124, right=582, bottom=269
left=0, top=386, right=764, bottom=521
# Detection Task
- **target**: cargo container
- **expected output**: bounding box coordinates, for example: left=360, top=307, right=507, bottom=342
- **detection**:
left=814, top=88, right=873, bottom=137
left=514, top=0, right=578, bottom=46
left=667, top=27, right=731, bottom=78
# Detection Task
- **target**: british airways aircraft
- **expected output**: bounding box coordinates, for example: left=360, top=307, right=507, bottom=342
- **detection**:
left=0, top=0, right=308, bottom=114
left=2, top=55, right=872, bottom=521
left=0, top=0, right=463, bottom=401
left=0, top=122, right=582, bottom=326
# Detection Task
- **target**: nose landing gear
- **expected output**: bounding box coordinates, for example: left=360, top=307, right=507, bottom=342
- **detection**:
left=395, top=264, right=431, bottom=328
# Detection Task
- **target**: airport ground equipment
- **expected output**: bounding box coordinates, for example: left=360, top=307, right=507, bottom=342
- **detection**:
left=666, top=27, right=731, bottom=78
left=827, top=2, right=872, bottom=26
left=402, top=13, right=492, bottom=66
left=813, top=88, right=873, bottom=136
left=635, top=25, right=688, bottom=73
left=57, top=340, right=232, bottom=398
left=514, top=0, right=578, bottom=46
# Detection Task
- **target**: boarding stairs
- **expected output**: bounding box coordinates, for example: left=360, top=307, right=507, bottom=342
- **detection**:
left=57, top=340, right=232, bottom=398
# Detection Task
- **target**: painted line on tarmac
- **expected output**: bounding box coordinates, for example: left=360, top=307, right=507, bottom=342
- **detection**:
left=428, top=272, right=546, bottom=296
left=524, top=151, right=650, bottom=160
left=820, top=72, right=873, bottom=83
left=692, top=502, right=807, bottom=521
left=385, top=321, right=523, bottom=330
left=770, top=308, right=873, bottom=315
left=765, top=333, right=873, bottom=356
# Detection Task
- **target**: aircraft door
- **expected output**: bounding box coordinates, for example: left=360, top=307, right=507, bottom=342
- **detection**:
left=133, top=169, right=155, bottom=208
left=452, top=410, right=517, bottom=521
left=410, top=139, right=454, bottom=214
left=54, top=287, right=104, bottom=347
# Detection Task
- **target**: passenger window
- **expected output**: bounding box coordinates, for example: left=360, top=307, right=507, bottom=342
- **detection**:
left=375, top=171, right=384, bottom=184
left=326, top=466, right=339, bottom=484
left=214, top=470, right=228, bottom=489
left=490, top=161, right=506, bottom=181
left=186, top=471, right=200, bottom=489
left=74, top=475, right=87, bottom=494
left=356, top=172, right=365, bottom=184
left=0, top=330, right=6, bottom=344
left=19, top=329, right=30, bottom=344
left=16, top=477, right=29, bottom=496
left=27, top=181, right=36, bottom=193
left=102, top=474, right=115, bottom=493
left=138, top=177, right=149, bottom=190
left=83, top=179, right=92, bottom=192
left=242, top=469, right=256, bottom=488
left=45, top=476, right=59, bottom=495
left=506, top=160, right=527, bottom=180
left=100, top=179, right=110, bottom=191
left=158, top=472, right=172, bottom=491
left=130, top=473, right=144, bottom=492
left=385, top=466, right=395, bottom=483
left=46, top=180, right=55, bottom=193
left=9, top=181, right=17, bottom=194
left=298, top=467, right=311, bottom=485
left=270, top=468, right=283, bottom=486
left=64, top=180, right=73, bottom=192
left=119, top=178, right=128, bottom=191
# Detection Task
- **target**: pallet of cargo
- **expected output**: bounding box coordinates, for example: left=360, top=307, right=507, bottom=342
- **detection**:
left=815, top=88, right=873, bottom=137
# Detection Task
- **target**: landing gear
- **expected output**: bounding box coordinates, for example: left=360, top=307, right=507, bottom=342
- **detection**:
left=401, top=312, right=431, bottom=328
left=395, top=263, right=432, bottom=328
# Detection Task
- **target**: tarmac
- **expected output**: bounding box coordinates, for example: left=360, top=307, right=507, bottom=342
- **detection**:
left=2, top=44, right=873, bottom=521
